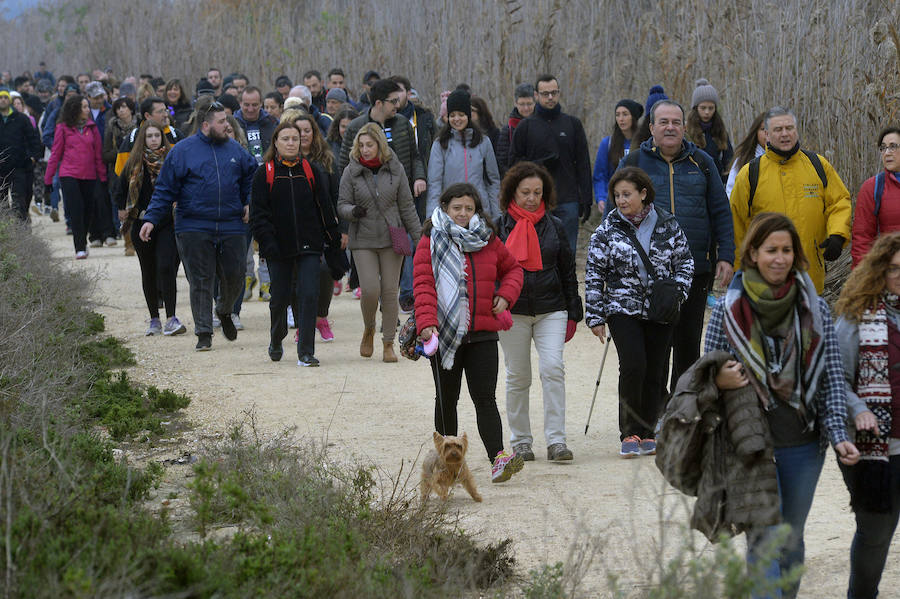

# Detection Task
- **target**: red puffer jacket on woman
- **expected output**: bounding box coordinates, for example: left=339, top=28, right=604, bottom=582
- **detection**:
left=413, top=233, right=523, bottom=335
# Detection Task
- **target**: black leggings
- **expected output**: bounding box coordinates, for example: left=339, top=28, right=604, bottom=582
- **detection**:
left=317, top=258, right=333, bottom=318
left=59, top=177, right=97, bottom=252
left=607, top=313, right=674, bottom=440
left=131, top=220, right=179, bottom=319
left=430, top=339, right=503, bottom=462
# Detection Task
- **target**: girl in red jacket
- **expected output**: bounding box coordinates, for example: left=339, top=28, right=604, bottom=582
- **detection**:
left=413, top=182, right=525, bottom=483
left=45, top=94, right=106, bottom=259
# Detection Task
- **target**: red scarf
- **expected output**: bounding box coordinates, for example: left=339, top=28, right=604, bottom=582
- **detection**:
left=505, top=201, right=544, bottom=271
left=507, top=116, right=522, bottom=143
left=359, top=155, right=382, bottom=169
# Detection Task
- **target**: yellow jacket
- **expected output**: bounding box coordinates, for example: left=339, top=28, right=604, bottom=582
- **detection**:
left=729, top=147, right=851, bottom=293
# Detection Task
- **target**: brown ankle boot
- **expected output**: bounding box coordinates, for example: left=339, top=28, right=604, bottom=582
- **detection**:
left=360, top=325, right=375, bottom=357
left=382, top=341, right=398, bottom=363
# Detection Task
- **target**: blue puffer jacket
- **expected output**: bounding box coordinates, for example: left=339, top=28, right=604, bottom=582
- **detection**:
left=144, top=132, right=258, bottom=236
left=615, top=139, right=734, bottom=274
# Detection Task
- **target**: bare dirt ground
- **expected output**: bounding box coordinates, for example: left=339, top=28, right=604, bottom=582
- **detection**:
left=37, top=215, right=897, bottom=597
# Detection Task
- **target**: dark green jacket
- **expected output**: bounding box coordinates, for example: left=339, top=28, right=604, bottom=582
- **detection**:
left=338, top=110, right=425, bottom=193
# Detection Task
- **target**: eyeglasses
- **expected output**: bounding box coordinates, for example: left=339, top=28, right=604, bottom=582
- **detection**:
left=887, top=265, right=900, bottom=279
left=537, top=90, right=560, bottom=98
left=879, top=143, right=900, bottom=154
left=384, top=98, right=401, bottom=106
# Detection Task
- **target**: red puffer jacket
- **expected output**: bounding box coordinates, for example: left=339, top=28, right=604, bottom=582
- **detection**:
left=413, top=233, right=523, bottom=335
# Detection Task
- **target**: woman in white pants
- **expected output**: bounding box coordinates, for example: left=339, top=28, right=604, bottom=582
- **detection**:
left=496, top=162, right=583, bottom=461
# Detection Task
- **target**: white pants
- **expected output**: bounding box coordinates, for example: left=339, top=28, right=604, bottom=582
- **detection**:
left=498, top=310, right=567, bottom=447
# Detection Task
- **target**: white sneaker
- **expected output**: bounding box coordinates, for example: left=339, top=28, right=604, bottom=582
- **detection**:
left=75, top=250, right=88, bottom=260
left=231, top=313, right=244, bottom=331
left=287, top=309, right=295, bottom=328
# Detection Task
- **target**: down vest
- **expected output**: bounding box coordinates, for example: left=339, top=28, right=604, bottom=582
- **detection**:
left=616, top=139, right=735, bottom=275
left=656, top=350, right=780, bottom=541
left=413, top=233, right=523, bottom=336
left=585, top=207, right=693, bottom=328
left=337, top=153, right=422, bottom=250
left=496, top=211, right=582, bottom=322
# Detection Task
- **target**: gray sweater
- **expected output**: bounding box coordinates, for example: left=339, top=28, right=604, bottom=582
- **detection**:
left=425, top=129, right=501, bottom=220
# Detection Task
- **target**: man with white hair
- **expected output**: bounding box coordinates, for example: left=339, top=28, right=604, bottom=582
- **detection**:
left=287, top=85, right=331, bottom=134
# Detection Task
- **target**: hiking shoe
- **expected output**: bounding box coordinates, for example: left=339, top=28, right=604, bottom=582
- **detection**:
left=243, top=276, right=257, bottom=301
left=287, top=309, right=295, bottom=329
left=31, top=203, right=42, bottom=216
left=259, top=282, right=271, bottom=301
left=268, top=342, right=283, bottom=362
left=620, top=435, right=641, bottom=459
left=231, top=313, right=244, bottom=331
left=639, top=438, right=657, bottom=456
left=399, top=297, right=414, bottom=314
left=316, top=319, right=334, bottom=342
left=50, top=208, right=59, bottom=222
left=163, top=316, right=186, bottom=336
left=297, top=354, right=320, bottom=367
left=74, top=250, right=88, bottom=260
left=333, top=280, right=342, bottom=296
left=491, top=450, right=524, bottom=483
left=547, top=443, right=574, bottom=462
left=512, top=442, right=535, bottom=462
left=89, top=239, right=102, bottom=248
left=145, top=317, right=162, bottom=336
left=104, top=237, right=117, bottom=247
left=218, top=313, right=237, bottom=340
left=195, top=334, right=212, bottom=351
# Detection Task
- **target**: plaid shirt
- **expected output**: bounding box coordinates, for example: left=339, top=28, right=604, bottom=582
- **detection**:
left=704, top=295, right=850, bottom=448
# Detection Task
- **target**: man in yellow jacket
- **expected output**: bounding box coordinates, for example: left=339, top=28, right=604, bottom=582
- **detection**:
left=729, top=106, right=851, bottom=293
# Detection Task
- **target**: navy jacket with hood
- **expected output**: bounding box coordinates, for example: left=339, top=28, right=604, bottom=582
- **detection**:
left=233, top=108, right=278, bottom=164
left=144, top=132, right=258, bottom=236
left=614, top=139, right=734, bottom=275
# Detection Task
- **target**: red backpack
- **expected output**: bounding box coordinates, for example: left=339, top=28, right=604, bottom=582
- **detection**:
left=265, top=158, right=315, bottom=192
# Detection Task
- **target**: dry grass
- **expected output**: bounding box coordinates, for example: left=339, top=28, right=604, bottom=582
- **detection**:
left=4, top=0, right=897, bottom=194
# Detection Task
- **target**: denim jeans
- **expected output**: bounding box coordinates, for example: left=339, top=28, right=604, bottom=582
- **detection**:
left=176, top=231, right=247, bottom=336
left=551, top=201, right=579, bottom=254
left=398, top=233, right=414, bottom=304
left=268, top=254, right=320, bottom=358
left=841, top=454, right=900, bottom=599
left=747, top=441, right=824, bottom=599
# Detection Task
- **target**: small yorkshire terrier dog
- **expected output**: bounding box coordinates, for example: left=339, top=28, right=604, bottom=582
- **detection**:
left=420, top=431, right=482, bottom=502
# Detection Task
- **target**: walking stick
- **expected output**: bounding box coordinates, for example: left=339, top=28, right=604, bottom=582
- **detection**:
left=584, top=335, right=612, bottom=435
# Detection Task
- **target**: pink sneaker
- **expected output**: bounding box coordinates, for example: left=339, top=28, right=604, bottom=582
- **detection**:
left=316, top=319, right=334, bottom=342
left=294, top=330, right=299, bottom=344
left=353, top=287, right=361, bottom=300
left=333, top=281, right=342, bottom=296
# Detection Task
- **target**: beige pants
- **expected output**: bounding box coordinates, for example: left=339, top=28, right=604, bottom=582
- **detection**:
left=351, top=247, right=404, bottom=342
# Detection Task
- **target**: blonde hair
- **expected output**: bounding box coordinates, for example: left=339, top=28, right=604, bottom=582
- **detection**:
left=350, top=122, right=393, bottom=163
left=280, top=108, right=305, bottom=124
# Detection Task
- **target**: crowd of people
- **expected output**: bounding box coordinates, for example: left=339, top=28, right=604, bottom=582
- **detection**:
left=1, top=62, right=898, bottom=598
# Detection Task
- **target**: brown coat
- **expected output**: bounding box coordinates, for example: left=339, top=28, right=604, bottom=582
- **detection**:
left=656, top=350, right=781, bottom=541
left=337, top=152, right=422, bottom=250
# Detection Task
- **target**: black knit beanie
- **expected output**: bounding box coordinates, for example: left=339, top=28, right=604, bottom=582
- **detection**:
left=615, top=99, right=643, bottom=122
left=446, top=89, right=472, bottom=122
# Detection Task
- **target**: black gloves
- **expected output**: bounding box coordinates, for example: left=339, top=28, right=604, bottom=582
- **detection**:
left=352, top=205, right=367, bottom=219
left=580, top=199, right=594, bottom=223
left=819, top=235, right=845, bottom=261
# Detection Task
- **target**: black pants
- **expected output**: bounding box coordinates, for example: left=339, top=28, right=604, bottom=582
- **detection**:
left=59, top=177, right=98, bottom=252
left=175, top=231, right=246, bottom=336
left=430, top=340, right=503, bottom=462
left=269, top=254, right=320, bottom=357
left=1, top=166, right=31, bottom=220
left=317, top=258, right=333, bottom=318
left=131, top=220, right=179, bottom=320
left=667, top=272, right=712, bottom=392
left=90, top=181, right=114, bottom=241
left=607, top=313, right=674, bottom=440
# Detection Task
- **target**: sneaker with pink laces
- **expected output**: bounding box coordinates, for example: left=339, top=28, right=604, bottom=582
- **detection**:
left=333, top=281, right=342, bottom=296
left=491, top=450, right=524, bottom=483
left=353, top=287, right=361, bottom=300
left=316, top=319, right=335, bottom=342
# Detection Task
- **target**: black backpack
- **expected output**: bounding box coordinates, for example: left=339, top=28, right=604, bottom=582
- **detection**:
left=745, top=150, right=827, bottom=217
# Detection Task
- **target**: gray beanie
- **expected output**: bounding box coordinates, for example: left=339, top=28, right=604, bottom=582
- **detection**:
left=691, top=78, right=719, bottom=108
left=325, top=88, right=348, bottom=103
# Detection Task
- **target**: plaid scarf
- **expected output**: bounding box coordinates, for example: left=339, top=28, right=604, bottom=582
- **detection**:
left=723, top=268, right=825, bottom=427
left=849, top=296, right=896, bottom=512
left=127, top=147, right=167, bottom=214
left=429, top=207, right=491, bottom=369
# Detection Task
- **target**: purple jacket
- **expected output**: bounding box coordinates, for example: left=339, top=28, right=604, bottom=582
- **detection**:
left=45, top=120, right=106, bottom=184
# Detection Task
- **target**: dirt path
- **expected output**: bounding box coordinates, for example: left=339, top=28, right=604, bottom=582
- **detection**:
left=39, top=216, right=895, bottom=597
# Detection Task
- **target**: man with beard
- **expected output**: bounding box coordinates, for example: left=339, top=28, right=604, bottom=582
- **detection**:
left=139, top=102, right=257, bottom=351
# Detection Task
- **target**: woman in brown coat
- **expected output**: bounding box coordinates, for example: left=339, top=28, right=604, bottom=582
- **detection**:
left=337, top=123, right=421, bottom=362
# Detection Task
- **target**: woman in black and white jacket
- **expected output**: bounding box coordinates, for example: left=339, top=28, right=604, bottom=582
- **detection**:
left=585, top=166, right=694, bottom=458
